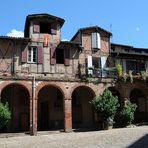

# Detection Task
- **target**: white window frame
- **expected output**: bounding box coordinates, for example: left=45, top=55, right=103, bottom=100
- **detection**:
left=28, top=46, right=37, bottom=63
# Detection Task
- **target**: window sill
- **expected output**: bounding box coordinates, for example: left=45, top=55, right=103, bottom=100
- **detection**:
left=27, top=62, right=37, bottom=64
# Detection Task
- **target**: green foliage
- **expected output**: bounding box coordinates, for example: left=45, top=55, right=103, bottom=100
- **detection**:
left=0, top=102, right=11, bottom=129
left=115, top=63, right=123, bottom=78
left=120, top=100, right=137, bottom=126
left=90, top=89, right=120, bottom=123
left=140, top=71, right=148, bottom=82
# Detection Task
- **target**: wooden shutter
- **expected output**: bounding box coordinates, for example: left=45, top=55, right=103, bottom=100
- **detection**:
left=97, top=33, right=101, bottom=49
left=21, top=45, right=28, bottom=63
left=51, top=23, right=57, bottom=35
left=87, top=55, right=93, bottom=74
left=91, top=32, right=101, bottom=49
left=33, top=22, right=40, bottom=33
left=50, top=47, right=56, bottom=65
left=101, top=56, right=107, bottom=77
left=37, top=46, right=43, bottom=64
left=91, top=33, right=97, bottom=48
left=64, top=49, right=70, bottom=66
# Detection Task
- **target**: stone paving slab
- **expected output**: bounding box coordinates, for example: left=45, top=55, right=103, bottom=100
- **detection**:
left=0, top=126, right=148, bottom=148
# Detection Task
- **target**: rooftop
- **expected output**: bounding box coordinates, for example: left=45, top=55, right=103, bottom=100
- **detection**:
left=71, top=25, right=112, bottom=41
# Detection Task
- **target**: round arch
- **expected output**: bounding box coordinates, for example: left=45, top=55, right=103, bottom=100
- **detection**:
left=71, top=85, right=95, bottom=129
left=0, top=82, right=31, bottom=98
left=36, top=82, right=66, bottom=99
left=37, top=85, right=64, bottom=131
left=1, top=83, right=30, bottom=133
left=130, top=88, right=148, bottom=123
left=70, top=84, right=96, bottom=99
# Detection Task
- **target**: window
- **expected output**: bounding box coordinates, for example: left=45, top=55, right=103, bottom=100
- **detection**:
left=126, top=60, right=145, bottom=74
left=92, top=57, right=101, bottom=76
left=40, top=22, right=51, bottom=34
left=28, top=47, right=37, bottom=63
left=91, top=32, right=101, bottom=49
left=56, top=48, right=64, bottom=64
left=50, top=47, right=70, bottom=65
left=92, top=57, right=101, bottom=69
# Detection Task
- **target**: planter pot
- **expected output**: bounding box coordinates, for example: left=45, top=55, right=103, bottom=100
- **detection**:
left=103, top=122, right=113, bottom=130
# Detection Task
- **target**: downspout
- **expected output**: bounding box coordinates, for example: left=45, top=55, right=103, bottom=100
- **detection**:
left=12, top=40, right=15, bottom=75
left=31, top=75, right=36, bottom=135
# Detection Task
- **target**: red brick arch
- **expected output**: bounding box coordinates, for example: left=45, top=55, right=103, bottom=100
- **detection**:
left=0, top=81, right=32, bottom=98
left=69, top=84, right=96, bottom=99
left=35, top=81, right=67, bottom=99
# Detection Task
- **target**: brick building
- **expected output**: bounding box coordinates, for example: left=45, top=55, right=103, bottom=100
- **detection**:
left=0, top=13, right=147, bottom=135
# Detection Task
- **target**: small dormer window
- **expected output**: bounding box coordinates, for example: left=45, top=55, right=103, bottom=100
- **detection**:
left=40, top=22, right=51, bottom=34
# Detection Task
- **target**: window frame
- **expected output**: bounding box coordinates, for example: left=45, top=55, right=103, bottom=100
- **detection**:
left=27, top=46, right=37, bottom=63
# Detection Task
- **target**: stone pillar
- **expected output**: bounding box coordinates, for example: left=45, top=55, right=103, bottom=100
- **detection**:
left=30, top=77, right=37, bottom=136
left=64, top=98, right=72, bottom=132
left=30, top=98, right=37, bottom=136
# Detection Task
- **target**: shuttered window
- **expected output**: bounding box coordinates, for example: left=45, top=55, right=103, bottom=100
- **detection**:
left=64, top=49, right=70, bottom=66
left=91, top=32, right=101, bottom=49
left=87, top=55, right=93, bottom=75
left=37, top=46, right=43, bottom=64
left=21, top=45, right=28, bottom=63
left=51, top=23, right=57, bottom=35
left=28, top=47, right=37, bottom=63
left=50, top=47, right=56, bottom=65
left=33, top=22, right=40, bottom=33
left=101, top=56, right=107, bottom=77
left=56, top=48, right=64, bottom=64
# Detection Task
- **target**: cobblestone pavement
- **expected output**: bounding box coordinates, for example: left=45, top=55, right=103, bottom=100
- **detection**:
left=0, top=126, right=148, bottom=148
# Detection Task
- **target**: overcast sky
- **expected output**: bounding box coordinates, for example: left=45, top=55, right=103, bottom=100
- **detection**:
left=0, top=0, right=148, bottom=48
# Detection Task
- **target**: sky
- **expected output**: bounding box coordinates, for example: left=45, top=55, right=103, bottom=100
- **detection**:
left=0, top=0, right=148, bottom=48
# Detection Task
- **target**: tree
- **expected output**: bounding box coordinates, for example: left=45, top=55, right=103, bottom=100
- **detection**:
left=90, top=89, right=120, bottom=129
left=0, top=102, right=11, bottom=129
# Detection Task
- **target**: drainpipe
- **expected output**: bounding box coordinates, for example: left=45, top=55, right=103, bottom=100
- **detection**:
left=31, top=75, right=36, bottom=135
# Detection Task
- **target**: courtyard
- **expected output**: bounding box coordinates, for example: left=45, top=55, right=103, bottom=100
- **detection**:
left=0, top=126, right=148, bottom=148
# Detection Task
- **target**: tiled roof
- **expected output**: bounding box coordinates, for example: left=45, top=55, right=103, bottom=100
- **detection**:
left=71, top=25, right=112, bottom=41
left=0, top=36, right=30, bottom=40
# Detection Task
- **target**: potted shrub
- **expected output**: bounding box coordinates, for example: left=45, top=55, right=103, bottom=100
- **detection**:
left=0, top=102, right=11, bottom=129
left=90, top=89, right=120, bottom=130
left=120, top=100, right=137, bottom=127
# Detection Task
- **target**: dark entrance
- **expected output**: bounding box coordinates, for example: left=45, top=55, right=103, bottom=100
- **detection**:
left=38, top=86, right=64, bottom=131
left=40, top=102, right=49, bottom=130
left=130, top=88, right=147, bottom=123
left=1, top=84, right=30, bottom=133
left=72, top=86, right=95, bottom=129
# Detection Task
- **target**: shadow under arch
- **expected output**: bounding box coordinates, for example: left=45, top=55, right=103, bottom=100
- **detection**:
left=1, top=83, right=30, bottom=133
left=37, top=85, right=64, bottom=131
left=71, top=85, right=96, bottom=130
left=130, top=88, right=148, bottom=123
left=108, top=87, right=121, bottom=105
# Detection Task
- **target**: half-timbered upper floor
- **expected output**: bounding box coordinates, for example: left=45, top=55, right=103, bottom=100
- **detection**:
left=0, top=13, right=147, bottom=80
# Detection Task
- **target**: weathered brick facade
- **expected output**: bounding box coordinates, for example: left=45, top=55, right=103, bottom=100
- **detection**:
left=0, top=13, right=148, bottom=135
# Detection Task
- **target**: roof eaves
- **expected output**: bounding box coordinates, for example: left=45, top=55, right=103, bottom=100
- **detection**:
left=71, top=26, right=112, bottom=41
